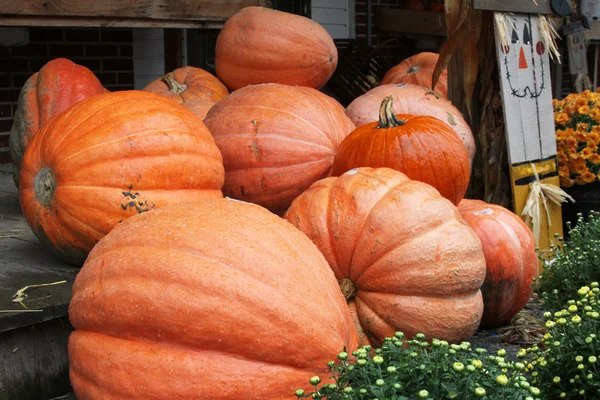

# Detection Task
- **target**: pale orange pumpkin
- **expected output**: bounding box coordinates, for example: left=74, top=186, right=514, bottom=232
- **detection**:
left=68, top=198, right=358, bottom=399
left=458, top=199, right=538, bottom=328
left=381, top=52, right=448, bottom=97
left=204, top=83, right=355, bottom=213
left=285, top=167, right=486, bottom=346
left=143, top=66, right=228, bottom=105
left=346, top=83, right=476, bottom=165
left=215, top=6, right=337, bottom=90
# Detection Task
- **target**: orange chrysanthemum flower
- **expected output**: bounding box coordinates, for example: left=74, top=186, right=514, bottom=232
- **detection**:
left=576, top=98, right=587, bottom=108
left=577, top=122, right=590, bottom=132
left=555, top=112, right=569, bottom=125
left=587, top=142, right=599, bottom=151
left=578, top=105, right=591, bottom=115
left=581, top=147, right=594, bottom=158
left=581, top=171, right=597, bottom=183
left=589, top=153, right=600, bottom=165
left=566, top=137, right=579, bottom=149
left=558, top=165, right=570, bottom=178
left=560, top=176, right=575, bottom=188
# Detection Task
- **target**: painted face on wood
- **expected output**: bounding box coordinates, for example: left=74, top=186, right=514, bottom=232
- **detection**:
left=499, top=17, right=546, bottom=99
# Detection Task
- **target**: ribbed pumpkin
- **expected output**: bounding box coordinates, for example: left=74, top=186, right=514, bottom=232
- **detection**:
left=68, top=198, right=358, bottom=399
left=9, top=58, right=107, bottom=187
left=19, top=91, right=224, bottom=266
left=284, top=167, right=486, bottom=346
left=143, top=66, right=228, bottom=105
left=458, top=199, right=538, bottom=328
left=204, top=83, right=355, bottom=213
left=333, top=97, right=470, bottom=205
left=381, top=52, right=448, bottom=97
left=215, top=6, right=338, bottom=90
left=346, top=83, right=475, bottom=165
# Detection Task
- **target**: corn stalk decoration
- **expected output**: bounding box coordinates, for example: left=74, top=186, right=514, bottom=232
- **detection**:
left=434, top=0, right=569, bottom=261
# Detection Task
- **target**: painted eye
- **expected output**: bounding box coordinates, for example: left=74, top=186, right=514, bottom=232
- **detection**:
left=536, top=41, right=545, bottom=55
left=523, top=23, right=531, bottom=45
left=511, top=26, right=519, bottom=44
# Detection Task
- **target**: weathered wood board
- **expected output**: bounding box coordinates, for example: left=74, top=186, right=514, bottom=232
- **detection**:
left=473, top=0, right=553, bottom=14
left=493, top=13, right=563, bottom=265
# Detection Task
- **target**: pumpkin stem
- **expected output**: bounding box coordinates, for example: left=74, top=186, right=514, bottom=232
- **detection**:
left=377, top=96, right=406, bottom=128
left=407, top=65, right=421, bottom=73
left=34, top=167, right=55, bottom=208
left=339, top=278, right=358, bottom=302
left=161, top=73, right=187, bottom=94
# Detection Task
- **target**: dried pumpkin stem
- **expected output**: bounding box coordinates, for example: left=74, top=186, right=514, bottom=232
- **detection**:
left=161, top=73, right=187, bottom=94
left=377, top=96, right=406, bottom=128
left=339, top=278, right=357, bottom=302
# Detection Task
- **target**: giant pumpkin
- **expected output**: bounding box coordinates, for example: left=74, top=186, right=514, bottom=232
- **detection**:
left=143, top=66, right=228, bottom=106
left=332, top=96, right=471, bottom=205
left=182, top=99, right=216, bottom=120
left=204, top=83, right=355, bottom=213
left=381, top=52, right=448, bottom=97
left=215, top=6, right=338, bottom=90
left=19, top=90, right=224, bottom=265
left=458, top=199, right=538, bottom=328
left=284, top=167, right=486, bottom=345
left=345, top=83, right=476, bottom=165
left=68, top=198, right=358, bottom=399
left=9, top=58, right=107, bottom=187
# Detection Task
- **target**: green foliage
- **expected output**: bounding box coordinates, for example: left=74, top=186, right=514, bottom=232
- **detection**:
left=295, top=333, right=536, bottom=400
left=521, top=282, right=600, bottom=399
left=536, top=211, right=600, bottom=310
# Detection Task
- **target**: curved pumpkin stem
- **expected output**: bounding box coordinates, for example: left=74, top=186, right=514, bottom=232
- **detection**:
left=161, top=73, right=187, bottom=94
left=377, top=96, right=406, bottom=128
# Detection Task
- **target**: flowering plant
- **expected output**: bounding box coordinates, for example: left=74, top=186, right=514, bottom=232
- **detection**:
left=554, top=88, right=600, bottom=188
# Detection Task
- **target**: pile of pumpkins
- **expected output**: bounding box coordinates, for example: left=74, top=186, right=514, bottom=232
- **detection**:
left=9, top=6, right=538, bottom=399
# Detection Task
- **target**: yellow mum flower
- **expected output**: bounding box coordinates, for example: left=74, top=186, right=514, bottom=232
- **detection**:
left=555, top=112, right=569, bottom=125
left=581, top=148, right=594, bottom=158
left=581, top=171, right=597, bottom=183
left=559, top=165, right=570, bottom=178
left=558, top=152, right=568, bottom=165
left=566, top=137, right=579, bottom=149
left=578, top=105, right=591, bottom=115
left=577, top=122, right=590, bottom=132
left=587, top=142, right=599, bottom=151
left=574, top=163, right=589, bottom=174
left=589, top=153, right=600, bottom=164
left=576, top=131, right=588, bottom=142
left=576, top=98, right=587, bottom=108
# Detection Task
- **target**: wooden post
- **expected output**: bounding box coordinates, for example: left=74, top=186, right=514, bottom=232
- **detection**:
left=493, top=13, right=564, bottom=266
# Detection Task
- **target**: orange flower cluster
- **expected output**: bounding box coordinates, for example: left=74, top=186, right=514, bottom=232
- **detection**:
left=554, top=88, right=600, bottom=188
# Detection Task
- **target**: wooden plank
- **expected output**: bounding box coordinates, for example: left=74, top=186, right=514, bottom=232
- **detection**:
left=473, top=0, right=553, bottom=14
left=375, top=7, right=447, bottom=37
left=0, top=0, right=269, bottom=20
left=0, top=15, right=226, bottom=28
left=0, top=317, right=73, bottom=400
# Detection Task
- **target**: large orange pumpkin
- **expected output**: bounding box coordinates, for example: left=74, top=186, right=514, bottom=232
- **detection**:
left=284, top=167, right=486, bottom=346
left=19, top=90, right=224, bottom=265
left=182, top=99, right=215, bottom=120
left=143, top=66, right=228, bottom=105
left=381, top=52, right=448, bottom=97
left=458, top=199, right=538, bottom=328
left=204, top=83, right=355, bottom=213
left=215, top=6, right=338, bottom=90
left=345, top=83, right=476, bottom=165
left=68, top=198, right=358, bottom=399
left=9, top=58, right=107, bottom=187
left=333, top=96, right=470, bottom=205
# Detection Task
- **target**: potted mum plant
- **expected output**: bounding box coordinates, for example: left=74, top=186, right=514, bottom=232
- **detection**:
left=555, top=88, right=600, bottom=232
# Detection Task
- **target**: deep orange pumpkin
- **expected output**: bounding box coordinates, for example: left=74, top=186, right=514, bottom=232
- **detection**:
left=458, top=199, right=539, bottom=328
left=333, top=96, right=470, bottom=205
left=404, top=0, right=426, bottom=10
left=215, top=6, right=338, bottom=90
left=381, top=52, right=448, bottom=97
left=19, top=90, right=224, bottom=265
left=284, top=167, right=486, bottom=346
left=428, top=0, right=445, bottom=12
left=143, top=66, right=228, bottom=105
left=345, top=83, right=476, bottom=165
left=9, top=58, right=107, bottom=187
left=68, top=198, right=358, bottom=399
left=204, top=83, right=355, bottom=213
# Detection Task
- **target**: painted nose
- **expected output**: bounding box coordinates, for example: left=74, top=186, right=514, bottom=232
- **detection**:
left=519, top=47, right=528, bottom=69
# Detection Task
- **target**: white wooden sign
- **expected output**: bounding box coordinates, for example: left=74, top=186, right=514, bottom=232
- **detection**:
left=494, top=14, right=556, bottom=164
left=567, top=31, right=589, bottom=75
left=582, top=0, right=600, bottom=21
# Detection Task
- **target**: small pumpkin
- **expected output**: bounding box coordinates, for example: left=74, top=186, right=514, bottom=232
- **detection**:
left=458, top=199, right=538, bottom=328
left=333, top=96, right=470, bottom=205
left=215, top=6, right=337, bottom=90
left=204, top=83, right=355, bottom=213
left=9, top=58, right=107, bottom=187
left=345, top=83, right=475, bottom=165
left=381, top=52, right=448, bottom=97
left=19, top=91, right=225, bottom=265
left=143, top=66, right=228, bottom=105
left=68, top=198, right=358, bottom=399
left=284, top=167, right=486, bottom=346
